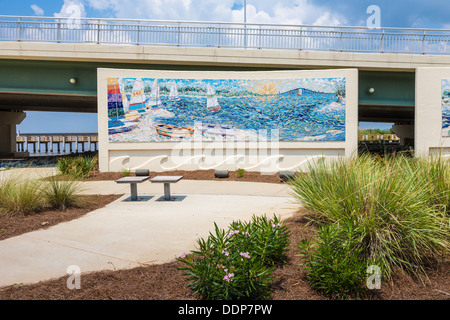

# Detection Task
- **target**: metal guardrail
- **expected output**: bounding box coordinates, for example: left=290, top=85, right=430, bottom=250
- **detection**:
left=1, top=15, right=450, bottom=55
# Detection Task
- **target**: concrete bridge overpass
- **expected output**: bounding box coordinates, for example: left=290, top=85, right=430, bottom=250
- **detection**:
left=1, top=16, right=450, bottom=156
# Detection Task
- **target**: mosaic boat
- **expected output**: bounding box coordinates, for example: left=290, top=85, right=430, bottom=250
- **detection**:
left=196, top=122, right=238, bottom=137
left=155, top=124, right=194, bottom=139
left=108, top=120, right=139, bottom=135
left=206, top=84, right=221, bottom=112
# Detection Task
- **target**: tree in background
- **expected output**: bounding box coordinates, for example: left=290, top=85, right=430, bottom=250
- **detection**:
left=359, top=128, right=394, bottom=134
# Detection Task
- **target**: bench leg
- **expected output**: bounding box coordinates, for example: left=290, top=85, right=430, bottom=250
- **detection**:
left=163, top=182, right=171, bottom=200
left=130, top=183, right=138, bottom=201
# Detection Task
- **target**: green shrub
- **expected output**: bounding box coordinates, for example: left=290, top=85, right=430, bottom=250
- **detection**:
left=298, top=222, right=372, bottom=299
left=236, top=168, right=245, bottom=178
left=56, top=157, right=71, bottom=176
left=56, top=155, right=98, bottom=179
left=229, top=214, right=290, bottom=265
left=178, top=214, right=290, bottom=300
left=290, top=154, right=450, bottom=278
left=0, top=178, right=44, bottom=216
left=121, top=168, right=131, bottom=177
left=43, top=177, right=83, bottom=211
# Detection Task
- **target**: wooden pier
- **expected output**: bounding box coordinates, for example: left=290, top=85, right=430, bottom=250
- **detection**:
left=16, top=133, right=98, bottom=155
left=358, top=134, right=400, bottom=143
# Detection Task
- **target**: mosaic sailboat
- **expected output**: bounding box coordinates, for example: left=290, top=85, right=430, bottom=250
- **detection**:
left=128, top=78, right=148, bottom=113
left=206, top=84, right=221, bottom=112
left=107, top=78, right=138, bottom=134
left=146, top=79, right=162, bottom=110
left=168, top=81, right=180, bottom=101
left=118, top=77, right=129, bottom=114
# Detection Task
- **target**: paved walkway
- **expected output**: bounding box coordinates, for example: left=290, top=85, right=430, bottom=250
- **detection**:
left=0, top=169, right=298, bottom=288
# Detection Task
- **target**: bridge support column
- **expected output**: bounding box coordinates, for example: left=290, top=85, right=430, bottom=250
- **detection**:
left=392, top=124, right=415, bottom=147
left=0, top=111, right=27, bottom=157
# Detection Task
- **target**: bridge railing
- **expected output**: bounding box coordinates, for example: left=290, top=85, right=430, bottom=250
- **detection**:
left=1, top=15, right=450, bottom=55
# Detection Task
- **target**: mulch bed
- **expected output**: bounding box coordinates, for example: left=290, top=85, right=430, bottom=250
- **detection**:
left=0, top=209, right=448, bottom=300
left=51, top=170, right=285, bottom=184
left=0, top=194, right=122, bottom=241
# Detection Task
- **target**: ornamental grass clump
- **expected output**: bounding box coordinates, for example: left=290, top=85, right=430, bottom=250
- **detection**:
left=177, top=214, right=290, bottom=300
left=0, top=177, right=44, bottom=216
left=290, top=154, right=449, bottom=279
left=0, top=174, right=84, bottom=216
left=402, top=154, right=450, bottom=216
left=42, top=177, right=83, bottom=211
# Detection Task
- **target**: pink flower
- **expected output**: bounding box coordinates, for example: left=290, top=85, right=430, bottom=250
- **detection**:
left=180, top=252, right=188, bottom=259
left=240, top=252, right=250, bottom=259
left=223, top=272, right=235, bottom=282
left=222, top=248, right=229, bottom=256
left=228, top=230, right=240, bottom=237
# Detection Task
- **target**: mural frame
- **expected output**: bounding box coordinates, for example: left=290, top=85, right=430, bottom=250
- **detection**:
left=98, top=68, right=358, bottom=172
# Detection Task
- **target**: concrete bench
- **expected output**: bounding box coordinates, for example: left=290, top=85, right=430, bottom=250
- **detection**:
left=115, top=176, right=150, bottom=201
left=150, top=176, right=183, bottom=201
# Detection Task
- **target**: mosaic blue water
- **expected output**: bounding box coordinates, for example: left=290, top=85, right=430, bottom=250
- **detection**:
left=150, top=94, right=345, bottom=141
left=443, top=110, right=450, bottom=129
left=442, top=105, right=450, bottom=136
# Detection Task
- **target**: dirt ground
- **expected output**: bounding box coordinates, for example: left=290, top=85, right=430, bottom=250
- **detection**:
left=0, top=209, right=448, bottom=300
left=53, top=169, right=285, bottom=184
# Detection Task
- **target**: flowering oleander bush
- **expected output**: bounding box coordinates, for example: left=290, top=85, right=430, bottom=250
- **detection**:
left=177, top=214, right=290, bottom=300
left=228, top=214, right=290, bottom=265
left=297, top=222, right=375, bottom=299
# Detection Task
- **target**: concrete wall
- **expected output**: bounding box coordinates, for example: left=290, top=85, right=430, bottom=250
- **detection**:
left=98, top=68, right=358, bottom=173
left=416, top=67, right=450, bottom=157
left=2, top=42, right=450, bottom=71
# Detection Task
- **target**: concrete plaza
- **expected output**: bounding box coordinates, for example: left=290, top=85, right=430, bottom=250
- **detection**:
left=0, top=168, right=296, bottom=288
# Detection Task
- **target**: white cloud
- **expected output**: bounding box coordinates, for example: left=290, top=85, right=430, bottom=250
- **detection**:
left=31, top=4, right=45, bottom=16
left=232, top=1, right=345, bottom=26
left=54, top=0, right=86, bottom=19
left=87, top=0, right=118, bottom=11
left=83, top=0, right=345, bottom=27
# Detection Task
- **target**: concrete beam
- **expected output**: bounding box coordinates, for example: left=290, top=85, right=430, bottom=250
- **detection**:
left=359, top=105, right=415, bottom=123
left=0, top=92, right=97, bottom=113
left=1, top=42, right=450, bottom=71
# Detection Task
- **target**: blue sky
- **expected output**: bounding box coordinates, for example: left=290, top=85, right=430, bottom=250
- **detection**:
left=5, top=0, right=449, bottom=132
